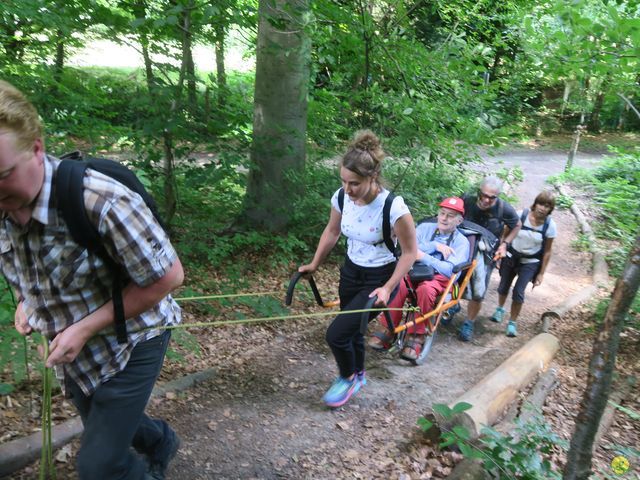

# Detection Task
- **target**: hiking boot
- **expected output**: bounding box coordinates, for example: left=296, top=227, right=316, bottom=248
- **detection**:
left=506, top=321, right=518, bottom=337
left=323, top=376, right=359, bottom=408
left=491, top=306, right=506, bottom=323
left=458, top=320, right=474, bottom=342
left=146, top=431, right=181, bottom=480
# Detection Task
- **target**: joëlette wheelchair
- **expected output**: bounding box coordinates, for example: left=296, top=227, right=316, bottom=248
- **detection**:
left=374, top=222, right=482, bottom=365
left=285, top=221, right=484, bottom=366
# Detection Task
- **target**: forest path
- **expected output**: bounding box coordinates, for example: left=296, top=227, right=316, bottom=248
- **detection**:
left=150, top=149, right=604, bottom=479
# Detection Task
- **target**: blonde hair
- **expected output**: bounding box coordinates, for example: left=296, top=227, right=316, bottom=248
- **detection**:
left=341, top=130, right=385, bottom=181
left=0, top=80, right=42, bottom=153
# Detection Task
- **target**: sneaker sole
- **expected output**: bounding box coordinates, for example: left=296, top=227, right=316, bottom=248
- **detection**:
left=324, top=383, right=358, bottom=408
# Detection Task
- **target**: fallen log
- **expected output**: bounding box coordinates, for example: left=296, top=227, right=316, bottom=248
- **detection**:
left=423, top=333, right=560, bottom=444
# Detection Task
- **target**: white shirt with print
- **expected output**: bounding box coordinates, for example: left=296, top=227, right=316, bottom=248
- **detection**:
left=330, top=188, right=410, bottom=267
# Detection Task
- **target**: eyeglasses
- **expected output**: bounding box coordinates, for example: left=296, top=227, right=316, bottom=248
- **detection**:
left=478, top=190, right=498, bottom=201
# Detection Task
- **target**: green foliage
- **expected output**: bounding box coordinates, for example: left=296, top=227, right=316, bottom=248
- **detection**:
left=522, top=0, right=640, bottom=131
left=556, top=194, right=574, bottom=209
left=557, top=150, right=639, bottom=314
left=165, top=328, right=201, bottom=363
left=418, top=403, right=567, bottom=479
left=417, top=402, right=484, bottom=459
left=480, top=411, right=567, bottom=479
left=0, top=283, right=31, bottom=393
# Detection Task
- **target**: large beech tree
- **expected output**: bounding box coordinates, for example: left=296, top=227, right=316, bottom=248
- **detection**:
left=243, top=0, right=311, bottom=231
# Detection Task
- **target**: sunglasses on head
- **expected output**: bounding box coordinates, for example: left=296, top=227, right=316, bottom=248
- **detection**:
left=478, top=190, right=498, bottom=200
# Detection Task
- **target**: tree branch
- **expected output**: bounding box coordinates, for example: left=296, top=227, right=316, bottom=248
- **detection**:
left=617, top=93, right=640, bottom=121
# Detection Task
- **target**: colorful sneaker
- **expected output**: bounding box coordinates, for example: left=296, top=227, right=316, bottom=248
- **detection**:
left=351, top=371, right=366, bottom=396
left=458, top=320, right=474, bottom=342
left=491, top=306, right=506, bottom=323
left=323, top=376, right=359, bottom=408
left=356, top=370, right=367, bottom=387
left=506, top=321, right=518, bottom=337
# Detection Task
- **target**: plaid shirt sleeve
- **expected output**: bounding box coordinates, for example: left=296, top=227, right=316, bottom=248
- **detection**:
left=83, top=171, right=177, bottom=286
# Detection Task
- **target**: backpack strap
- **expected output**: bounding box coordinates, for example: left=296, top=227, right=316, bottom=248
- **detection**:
left=381, top=192, right=395, bottom=254
left=55, top=158, right=128, bottom=344
left=337, top=187, right=345, bottom=213
left=541, top=215, right=550, bottom=239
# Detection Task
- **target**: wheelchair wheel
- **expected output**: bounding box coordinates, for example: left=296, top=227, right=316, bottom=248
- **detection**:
left=413, top=330, right=436, bottom=365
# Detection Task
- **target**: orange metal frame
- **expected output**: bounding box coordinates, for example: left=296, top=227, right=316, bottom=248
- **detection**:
left=393, top=258, right=477, bottom=335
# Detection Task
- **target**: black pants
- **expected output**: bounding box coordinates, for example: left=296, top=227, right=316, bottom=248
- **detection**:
left=68, top=331, right=176, bottom=480
left=326, top=256, right=397, bottom=378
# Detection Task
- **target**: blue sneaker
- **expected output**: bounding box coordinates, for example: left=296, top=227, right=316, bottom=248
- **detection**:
left=506, top=321, right=518, bottom=337
left=491, top=306, right=506, bottom=323
left=458, top=320, right=474, bottom=342
left=351, top=370, right=367, bottom=396
left=323, top=376, right=359, bottom=408
left=356, top=370, right=367, bottom=387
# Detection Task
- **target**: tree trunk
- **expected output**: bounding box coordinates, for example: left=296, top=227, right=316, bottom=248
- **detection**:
left=561, top=81, right=571, bottom=116
left=565, top=125, right=585, bottom=172
left=132, top=0, right=155, bottom=92
left=162, top=128, right=177, bottom=224
left=588, top=89, right=605, bottom=133
left=53, top=29, right=65, bottom=84
left=182, top=1, right=197, bottom=109
left=243, top=0, right=311, bottom=231
left=357, top=0, right=372, bottom=122
left=215, top=23, right=227, bottom=109
left=563, top=233, right=640, bottom=480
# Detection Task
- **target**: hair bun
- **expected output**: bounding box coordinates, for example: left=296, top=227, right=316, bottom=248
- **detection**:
left=352, top=130, right=381, bottom=152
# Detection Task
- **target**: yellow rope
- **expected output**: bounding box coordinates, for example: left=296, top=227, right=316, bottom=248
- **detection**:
left=160, top=305, right=416, bottom=330
left=174, top=291, right=282, bottom=301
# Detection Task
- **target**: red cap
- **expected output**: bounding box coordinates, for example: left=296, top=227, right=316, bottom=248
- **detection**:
left=438, top=197, right=465, bottom=216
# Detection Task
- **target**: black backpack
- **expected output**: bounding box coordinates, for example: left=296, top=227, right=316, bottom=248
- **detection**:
left=55, top=151, right=165, bottom=343
left=337, top=187, right=396, bottom=254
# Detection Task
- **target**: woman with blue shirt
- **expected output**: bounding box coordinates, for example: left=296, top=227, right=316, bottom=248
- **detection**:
left=299, top=130, right=416, bottom=408
left=491, top=191, right=557, bottom=337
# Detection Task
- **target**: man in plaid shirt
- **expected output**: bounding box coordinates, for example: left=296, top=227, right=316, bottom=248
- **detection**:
left=0, top=80, right=184, bottom=479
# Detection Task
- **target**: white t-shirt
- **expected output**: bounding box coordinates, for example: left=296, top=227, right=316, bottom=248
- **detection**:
left=512, top=209, right=557, bottom=263
left=331, top=188, right=410, bottom=267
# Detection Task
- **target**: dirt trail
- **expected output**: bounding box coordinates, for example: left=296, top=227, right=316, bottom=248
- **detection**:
left=148, top=150, right=602, bottom=479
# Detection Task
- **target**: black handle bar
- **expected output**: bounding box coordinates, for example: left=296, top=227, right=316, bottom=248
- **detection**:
left=285, top=271, right=325, bottom=307
left=452, top=260, right=473, bottom=274
left=360, top=295, right=379, bottom=335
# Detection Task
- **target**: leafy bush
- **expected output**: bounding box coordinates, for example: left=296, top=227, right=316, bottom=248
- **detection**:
left=555, top=148, right=640, bottom=316
left=480, top=412, right=567, bottom=479
left=417, top=404, right=566, bottom=479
